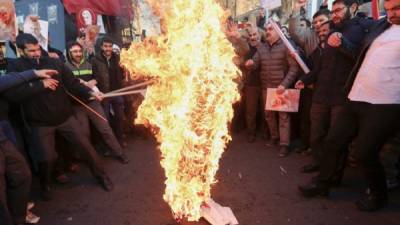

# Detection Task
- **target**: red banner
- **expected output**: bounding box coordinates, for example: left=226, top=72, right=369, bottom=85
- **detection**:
left=371, top=0, right=379, bottom=20
left=63, top=0, right=132, bottom=18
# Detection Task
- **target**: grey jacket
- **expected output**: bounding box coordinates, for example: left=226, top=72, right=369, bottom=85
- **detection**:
left=253, top=39, right=299, bottom=90
left=288, top=11, right=319, bottom=58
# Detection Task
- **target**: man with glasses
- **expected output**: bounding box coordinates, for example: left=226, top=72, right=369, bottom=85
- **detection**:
left=298, top=0, right=400, bottom=212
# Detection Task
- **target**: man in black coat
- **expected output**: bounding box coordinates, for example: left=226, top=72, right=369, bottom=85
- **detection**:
left=5, top=33, right=114, bottom=200
left=0, top=69, right=57, bottom=225
left=298, top=0, right=400, bottom=212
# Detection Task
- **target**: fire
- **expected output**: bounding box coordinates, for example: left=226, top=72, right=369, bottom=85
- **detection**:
left=120, top=0, right=240, bottom=221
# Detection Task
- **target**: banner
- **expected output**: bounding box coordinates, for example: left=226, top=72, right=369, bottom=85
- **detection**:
left=63, top=0, right=133, bottom=18
left=265, top=88, right=300, bottom=112
left=23, top=16, right=49, bottom=51
left=0, top=0, right=17, bottom=41
left=260, top=0, right=282, bottom=10
left=76, top=8, right=97, bottom=34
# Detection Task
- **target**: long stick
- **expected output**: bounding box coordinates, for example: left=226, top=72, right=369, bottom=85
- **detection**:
left=269, top=19, right=310, bottom=74
left=102, top=89, right=144, bottom=98
left=67, top=92, right=108, bottom=122
left=108, top=79, right=155, bottom=94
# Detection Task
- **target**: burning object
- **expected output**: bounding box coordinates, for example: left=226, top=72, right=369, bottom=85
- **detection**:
left=121, top=0, right=240, bottom=222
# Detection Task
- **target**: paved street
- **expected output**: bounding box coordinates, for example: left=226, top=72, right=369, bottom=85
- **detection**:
left=32, top=133, right=400, bottom=225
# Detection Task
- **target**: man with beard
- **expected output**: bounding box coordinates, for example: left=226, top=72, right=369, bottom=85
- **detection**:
left=245, top=23, right=299, bottom=157
left=5, top=33, right=114, bottom=200
left=65, top=41, right=129, bottom=164
left=242, top=27, right=262, bottom=143
left=298, top=0, right=400, bottom=212
left=289, top=0, right=330, bottom=58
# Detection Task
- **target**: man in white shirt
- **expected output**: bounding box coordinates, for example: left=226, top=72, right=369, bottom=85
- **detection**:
left=298, top=0, right=400, bottom=212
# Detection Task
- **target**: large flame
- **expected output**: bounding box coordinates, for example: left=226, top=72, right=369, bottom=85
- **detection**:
left=121, top=0, right=240, bottom=221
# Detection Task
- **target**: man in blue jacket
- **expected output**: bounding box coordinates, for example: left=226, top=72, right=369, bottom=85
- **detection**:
left=0, top=69, right=58, bottom=225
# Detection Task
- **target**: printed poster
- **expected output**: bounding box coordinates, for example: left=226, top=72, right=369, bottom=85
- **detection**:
left=24, top=16, right=49, bottom=51
left=0, top=0, right=17, bottom=41
left=260, top=0, right=282, bottom=10
left=265, top=88, right=300, bottom=112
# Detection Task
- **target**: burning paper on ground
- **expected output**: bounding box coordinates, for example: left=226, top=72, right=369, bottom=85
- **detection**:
left=121, top=0, right=240, bottom=222
left=201, top=199, right=239, bottom=225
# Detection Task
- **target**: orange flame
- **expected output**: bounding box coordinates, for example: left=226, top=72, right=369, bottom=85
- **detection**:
left=121, top=0, right=240, bottom=221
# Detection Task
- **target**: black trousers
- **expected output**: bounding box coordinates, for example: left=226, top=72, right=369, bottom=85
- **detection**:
left=316, top=101, right=400, bottom=196
left=0, top=140, right=31, bottom=225
left=310, top=103, right=345, bottom=165
left=27, top=116, right=106, bottom=186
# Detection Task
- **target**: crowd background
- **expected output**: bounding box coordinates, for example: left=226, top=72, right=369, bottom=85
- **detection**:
left=1, top=0, right=399, bottom=225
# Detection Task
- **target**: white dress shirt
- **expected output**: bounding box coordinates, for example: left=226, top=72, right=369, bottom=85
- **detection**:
left=348, top=24, right=400, bottom=104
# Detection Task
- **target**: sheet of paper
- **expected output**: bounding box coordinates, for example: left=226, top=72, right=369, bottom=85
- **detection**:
left=265, top=88, right=300, bottom=112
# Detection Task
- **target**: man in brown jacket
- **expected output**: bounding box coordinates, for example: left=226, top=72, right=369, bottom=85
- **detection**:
left=246, top=22, right=300, bottom=157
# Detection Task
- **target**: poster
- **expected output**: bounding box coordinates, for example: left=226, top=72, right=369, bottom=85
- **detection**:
left=260, top=0, right=282, bottom=10
left=0, top=0, right=17, bottom=41
left=265, top=88, right=300, bottom=112
left=76, top=8, right=97, bottom=34
left=23, top=16, right=49, bottom=51
left=47, top=5, right=58, bottom=24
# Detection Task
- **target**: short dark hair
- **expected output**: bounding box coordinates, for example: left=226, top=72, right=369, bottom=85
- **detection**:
left=100, top=36, right=114, bottom=46
left=313, top=9, right=330, bottom=19
left=320, top=20, right=334, bottom=29
left=300, top=17, right=312, bottom=27
left=16, top=33, right=38, bottom=50
left=333, top=0, right=359, bottom=7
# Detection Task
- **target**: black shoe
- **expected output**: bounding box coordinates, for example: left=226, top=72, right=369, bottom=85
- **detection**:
left=278, top=145, right=290, bottom=157
left=301, top=164, right=320, bottom=173
left=98, top=175, right=114, bottom=191
left=356, top=193, right=388, bottom=212
left=116, top=154, right=130, bottom=164
left=298, top=180, right=329, bottom=198
left=247, top=135, right=256, bottom=143
left=265, top=139, right=278, bottom=147
left=40, top=185, right=53, bottom=201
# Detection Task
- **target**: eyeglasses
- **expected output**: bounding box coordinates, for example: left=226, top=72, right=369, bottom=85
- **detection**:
left=330, top=7, right=346, bottom=15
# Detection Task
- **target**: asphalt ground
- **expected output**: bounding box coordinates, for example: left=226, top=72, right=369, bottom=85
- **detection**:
left=31, top=133, right=400, bottom=225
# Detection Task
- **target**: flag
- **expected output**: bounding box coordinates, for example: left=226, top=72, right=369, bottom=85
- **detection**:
left=63, top=0, right=133, bottom=19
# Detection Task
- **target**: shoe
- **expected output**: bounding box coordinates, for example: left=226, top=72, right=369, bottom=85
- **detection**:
left=98, top=175, right=114, bottom=191
left=55, top=174, right=70, bottom=184
left=265, top=139, right=278, bottom=147
left=355, top=193, right=388, bottom=212
left=116, top=154, right=130, bottom=164
left=387, top=178, right=400, bottom=190
left=301, top=163, right=320, bottom=173
left=298, top=180, right=329, bottom=198
left=301, top=148, right=312, bottom=156
left=68, top=163, right=80, bottom=173
left=278, top=146, right=290, bottom=157
left=40, top=185, right=53, bottom=201
left=247, top=135, right=256, bottom=143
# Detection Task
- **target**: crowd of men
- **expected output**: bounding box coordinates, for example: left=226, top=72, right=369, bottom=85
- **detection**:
left=227, top=0, right=400, bottom=213
left=1, top=0, right=399, bottom=224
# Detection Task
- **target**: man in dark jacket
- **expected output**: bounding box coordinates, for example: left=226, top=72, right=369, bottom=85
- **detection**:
left=0, top=69, right=57, bottom=225
left=298, top=0, right=400, bottom=212
left=5, top=33, right=114, bottom=200
left=91, top=37, right=126, bottom=146
left=66, top=41, right=129, bottom=164
left=245, top=22, right=300, bottom=157
left=295, top=0, right=375, bottom=174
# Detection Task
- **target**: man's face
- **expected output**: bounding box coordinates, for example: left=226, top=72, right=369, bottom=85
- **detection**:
left=318, top=23, right=331, bottom=42
left=23, top=43, right=41, bottom=60
left=70, top=45, right=83, bottom=64
left=248, top=30, right=260, bottom=47
left=101, top=42, right=113, bottom=57
left=331, top=2, right=351, bottom=25
left=312, top=14, right=329, bottom=32
left=265, top=24, right=279, bottom=43
left=385, top=0, right=400, bottom=24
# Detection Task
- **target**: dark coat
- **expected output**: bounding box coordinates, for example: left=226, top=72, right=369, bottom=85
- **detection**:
left=301, top=17, right=376, bottom=106
left=91, top=53, right=124, bottom=93
left=344, top=18, right=392, bottom=95
left=5, top=57, right=92, bottom=126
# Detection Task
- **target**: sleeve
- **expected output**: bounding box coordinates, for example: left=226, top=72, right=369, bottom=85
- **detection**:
left=251, top=49, right=261, bottom=70
left=288, top=12, right=318, bottom=51
left=281, top=49, right=300, bottom=88
left=91, top=58, right=106, bottom=92
left=301, top=56, right=321, bottom=85
left=338, top=36, right=359, bottom=59
left=2, top=80, right=46, bottom=102
left=0, top=70, right=37, bottom=92
left=61, top=63, right=92, bottom=100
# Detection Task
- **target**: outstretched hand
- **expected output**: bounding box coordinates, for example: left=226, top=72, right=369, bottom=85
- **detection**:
left=35, top=69, right=58, bottom=79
